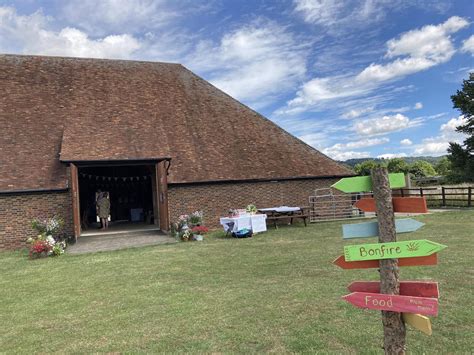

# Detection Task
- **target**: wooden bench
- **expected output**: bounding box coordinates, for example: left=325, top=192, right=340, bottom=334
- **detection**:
left=263, top=207, right=311, bottom=228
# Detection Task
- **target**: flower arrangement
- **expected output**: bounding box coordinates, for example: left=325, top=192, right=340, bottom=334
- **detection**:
left=191, top=225, right=209, bottom=235
left=228, top=209, right=239, bottom=217
left=173, top=212, right=208, bottom=241
left=27, top=216, right=66, bottom=259
left=31, top=217, right=64, bottom=235
left=188, top=211, right=203, bottom=226
left=246, top=204, right=258, bottom=214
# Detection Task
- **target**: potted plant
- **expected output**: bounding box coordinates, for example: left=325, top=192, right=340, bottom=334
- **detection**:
left=246, top=204, right=257, bottom=215
left=191, top=225, right=209, bottom=241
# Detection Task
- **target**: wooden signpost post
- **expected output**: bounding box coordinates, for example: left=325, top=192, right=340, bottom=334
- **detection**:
left=342, top=219, right=425, bottom=239
left=332, top=168, right=446, bottom=353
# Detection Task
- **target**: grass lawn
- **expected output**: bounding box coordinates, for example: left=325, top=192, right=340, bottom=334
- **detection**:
left=1, top=211, right=473, bottom=353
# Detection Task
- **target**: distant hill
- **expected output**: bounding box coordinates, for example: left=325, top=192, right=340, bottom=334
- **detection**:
left=342, top=156, right=445, bottom=167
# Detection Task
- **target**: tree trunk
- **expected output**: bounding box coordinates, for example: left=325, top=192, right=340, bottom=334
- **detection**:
left=371, top=167, right=406, bottom=354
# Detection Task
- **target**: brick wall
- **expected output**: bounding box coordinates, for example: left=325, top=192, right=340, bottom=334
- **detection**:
left=168, top=178, right=338, bottom=227
left=0, top=190, right=74, bottom=250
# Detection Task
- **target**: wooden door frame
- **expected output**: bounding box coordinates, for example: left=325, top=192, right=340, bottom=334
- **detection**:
left=70, top=163, right=81, bottom=239
left=156, top=161, right=170, bottom=231
left=69, top=159, right=170, bottom=236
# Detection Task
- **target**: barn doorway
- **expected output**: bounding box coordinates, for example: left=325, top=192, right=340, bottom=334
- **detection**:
left=77, top=164, right=158, bottom=234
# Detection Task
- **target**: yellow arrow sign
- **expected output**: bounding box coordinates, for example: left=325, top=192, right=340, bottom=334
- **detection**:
left=403, top=313, right=432, bottom=336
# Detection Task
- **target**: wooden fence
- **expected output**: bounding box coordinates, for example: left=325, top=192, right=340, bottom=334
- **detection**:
left=392, top=187, right=473, bottom=208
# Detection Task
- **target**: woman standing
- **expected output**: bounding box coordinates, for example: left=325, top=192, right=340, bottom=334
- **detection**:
left=97, top=192, right=111, bottom=230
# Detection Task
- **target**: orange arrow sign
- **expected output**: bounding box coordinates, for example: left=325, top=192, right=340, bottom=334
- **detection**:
left=332, top=253, right=438, bottom=269
left=354, top=197, right=428, bottom=213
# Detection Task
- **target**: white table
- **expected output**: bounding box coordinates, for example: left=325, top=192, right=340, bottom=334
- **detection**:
left=259, top=206, right=301, bottom=213
left=219, top=214, right=267, bottom=234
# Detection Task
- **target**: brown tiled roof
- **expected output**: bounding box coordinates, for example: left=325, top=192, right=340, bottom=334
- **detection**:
left=0, top=54, right=352, bottom=191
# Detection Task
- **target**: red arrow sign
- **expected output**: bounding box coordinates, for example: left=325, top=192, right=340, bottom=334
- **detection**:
left=354, top=197, right=428, bottom=213
left=348, top=281, right=439, bottom=298
left=332, top=253, right=437, bottom=269
left=342, top=292, right=438, bottom=316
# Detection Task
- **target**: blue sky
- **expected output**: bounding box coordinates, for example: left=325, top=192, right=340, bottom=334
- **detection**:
left=1, top=0, right=472, bottom=160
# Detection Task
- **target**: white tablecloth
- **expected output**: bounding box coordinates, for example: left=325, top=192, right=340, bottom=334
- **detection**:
left=219, top=214, right=267, bottom=234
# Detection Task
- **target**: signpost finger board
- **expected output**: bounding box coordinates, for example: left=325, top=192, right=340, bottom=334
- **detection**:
left=342, top=292, right=438, bottom=316
left=354, top=197, right=428, bottom=213
left=333, top=253, right=438, bottom=269
left=348, top=281, right=439, bottom=298
left=342, top=218, right=425, bottom=239
left=343, top=239, right=447, bottom=262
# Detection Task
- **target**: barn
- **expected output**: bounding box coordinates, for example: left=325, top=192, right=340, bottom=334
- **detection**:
left=0, top=54, right=352, bottom=250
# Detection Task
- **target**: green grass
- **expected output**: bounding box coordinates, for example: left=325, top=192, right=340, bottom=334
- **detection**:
left=1, top=211, right=473, bottom=353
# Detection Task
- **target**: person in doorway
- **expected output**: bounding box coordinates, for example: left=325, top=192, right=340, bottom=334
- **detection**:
left=96, top=192, right=111, bottom=230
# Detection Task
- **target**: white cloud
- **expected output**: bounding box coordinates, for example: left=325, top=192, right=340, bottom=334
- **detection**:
left=353, top=113, right=421, bottom=136
left=378, top=153, right=407, bottom=159
left=297, top=132, right=330, bottom=149
left=322, top=148, right=370, bottom=161
left=293, top=0, right=412, bottom=32
left=342, top=107, right=375, bottom=119
left=333, top=137, right=390, bottom=149
left=318, top=137, right=389, bottom=161
left=279, top=16, right=469, bottom=114
left=461, top=35, right=474, bottom=56
left=186, top=19, right=308, bottom=107
left=414, top=116, right=468, bottom=155
left=400, top=138, right=413, bottom=146
left=414, top=102, right=423, bottom=109
left=0, top=6, right=141, bottom=59
left=60, top=0, right=180, bottom=35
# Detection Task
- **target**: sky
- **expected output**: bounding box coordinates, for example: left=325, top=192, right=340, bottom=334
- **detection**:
left=0, top=0, right=473, bottom=161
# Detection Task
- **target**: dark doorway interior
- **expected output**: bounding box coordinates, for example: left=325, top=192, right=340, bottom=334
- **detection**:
left=78, top=165, right=155, bottom=230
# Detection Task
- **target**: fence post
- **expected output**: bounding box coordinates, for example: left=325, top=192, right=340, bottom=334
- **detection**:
left=468, top=187, right=472, bottom=208
left=442, top=187, right=446, bottom=207
left=419, top=187, right=423, bottom=197
left=400, top=188, right=404, bottom=197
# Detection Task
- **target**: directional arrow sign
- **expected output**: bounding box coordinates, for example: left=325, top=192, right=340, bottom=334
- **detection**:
left=331, top=173, right=405, bottom=193
left=342, top=219, right=425, bottom=239
left=332, top=253, right=437, bottom=269
left=403, top=313, right=432, bottom=335
left=348, top=281, right=439, bottom=298
left=344, top=239, right=447, bottom=262
left=354, top=197, right=428, bottom=213
left=342, top=292, right=438, bottom=316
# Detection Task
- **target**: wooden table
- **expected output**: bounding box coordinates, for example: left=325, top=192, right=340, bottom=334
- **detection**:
left=258, top=206, right=310, bottom=228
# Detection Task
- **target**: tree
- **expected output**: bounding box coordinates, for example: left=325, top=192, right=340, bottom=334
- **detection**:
left=434, top=157, right=452, bottom=177
left=387, top=158, right=409, bottom=174
left=354, top=160, right=380, bottom=176
left=448, top=73, right=474, bottom=182
left=408, top=160, right=437, bottom=178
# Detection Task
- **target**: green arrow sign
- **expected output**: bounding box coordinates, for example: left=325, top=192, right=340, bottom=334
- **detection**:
left=331, top=172, right=405, bottom=193
left=344, top=239, right=447, bottom=262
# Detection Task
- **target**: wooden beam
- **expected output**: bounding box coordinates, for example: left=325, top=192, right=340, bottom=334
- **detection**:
left=70, top=163, right=81, bottom=239
left=156, top=161, right=170, bottom=231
